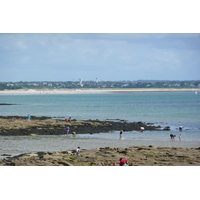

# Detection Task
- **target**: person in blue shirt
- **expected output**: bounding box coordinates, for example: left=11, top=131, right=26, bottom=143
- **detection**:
left=27, top=114, right=31, bottom=121
left=66, top=127, right=70, bottom=135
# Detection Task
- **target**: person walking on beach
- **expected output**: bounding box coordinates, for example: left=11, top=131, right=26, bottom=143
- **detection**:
left=170, top=134, right=176, bottom=141
left=119, top=130, right=123, bottom=139
left=179, top=134, right=182, bottom=141
left=72, top=131, right=76, bottom=137
left=66, top=127, right=70, bottom=135
left=27, top=114, right=31, bottom=121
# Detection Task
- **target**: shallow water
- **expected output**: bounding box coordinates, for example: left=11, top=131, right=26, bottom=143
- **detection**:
left=0, top=92, right=200, bottom=157
left=1, top=128, right=200, bottom=158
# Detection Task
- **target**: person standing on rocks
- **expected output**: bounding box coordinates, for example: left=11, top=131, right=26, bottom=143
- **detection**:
left=76, top=147, right=80, bottom=156
left=119, top=130, right=123, bottom=139
left=119, top=158, right=128, bottom=166
left=27, top=114, right=31, bottom=121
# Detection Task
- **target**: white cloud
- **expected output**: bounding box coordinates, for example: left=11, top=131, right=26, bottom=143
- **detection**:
left=0, top=33, right=199, bottom=81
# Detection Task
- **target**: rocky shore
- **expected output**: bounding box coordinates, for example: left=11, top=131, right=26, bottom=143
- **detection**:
left=1, top=116, right=199, bottom=166
left=0, top=116, right=161, bottom=136
left=1, top=146, right=200, bottom=166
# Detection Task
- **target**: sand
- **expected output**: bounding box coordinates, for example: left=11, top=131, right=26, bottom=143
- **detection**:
left=0, top=88, right=200, bottom=95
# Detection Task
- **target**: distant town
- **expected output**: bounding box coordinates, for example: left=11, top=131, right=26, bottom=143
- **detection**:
left=0, top=79, right=200, bottom=90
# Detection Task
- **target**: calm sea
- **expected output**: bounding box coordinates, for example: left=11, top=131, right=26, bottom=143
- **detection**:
left=0, top=92, right=200, bottom=142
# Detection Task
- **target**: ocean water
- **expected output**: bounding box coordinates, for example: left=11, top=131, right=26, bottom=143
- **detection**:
left=0, top=92, right=200, bottom=143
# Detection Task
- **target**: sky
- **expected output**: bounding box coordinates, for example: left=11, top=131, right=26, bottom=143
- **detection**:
left=0, top=33, right=200, bottom=82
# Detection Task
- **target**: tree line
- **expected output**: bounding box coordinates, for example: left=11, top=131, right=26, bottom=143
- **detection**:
left=0, top=80, right=200, bottom=90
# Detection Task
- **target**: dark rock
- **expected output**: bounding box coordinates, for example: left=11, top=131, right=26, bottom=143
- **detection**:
left=1, top=154, right=11, bottom=156
left=0, top=103, right=18, bottom=106
left=163, top=126, right=171, bottom=131
left=58, top=161, right=73, bottom=166
left=149, top=145, right=156, bottom=148
left=0, top=117, right=161, bottom=136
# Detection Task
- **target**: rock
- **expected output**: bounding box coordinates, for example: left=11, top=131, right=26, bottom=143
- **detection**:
left=149, top=145, right=156, bottom=149
left=1, top=154, right=11, bottom=156
left=163, top=126, right=170, bottom=131
left=58, top=161, right=73, bottom=166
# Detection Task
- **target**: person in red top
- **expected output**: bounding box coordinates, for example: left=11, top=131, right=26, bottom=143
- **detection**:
left=119, top=158, right=129, bottom=166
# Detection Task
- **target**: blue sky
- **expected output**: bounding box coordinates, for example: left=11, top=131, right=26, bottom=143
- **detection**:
left=0, top=33, right=200, bottom=82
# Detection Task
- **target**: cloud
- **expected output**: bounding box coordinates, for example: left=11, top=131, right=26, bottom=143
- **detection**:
left=0, top=33, right=200, bottom=81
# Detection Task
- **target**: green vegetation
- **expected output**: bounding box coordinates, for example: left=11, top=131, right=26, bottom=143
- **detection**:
left=0, top=80, right=200, bottom=90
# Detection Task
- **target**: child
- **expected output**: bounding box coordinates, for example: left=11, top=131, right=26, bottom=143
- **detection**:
left=76, top=147, right=80, bottom=156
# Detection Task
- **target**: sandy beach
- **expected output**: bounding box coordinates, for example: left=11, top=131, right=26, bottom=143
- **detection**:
left=0, top=88, right=200, bottom=95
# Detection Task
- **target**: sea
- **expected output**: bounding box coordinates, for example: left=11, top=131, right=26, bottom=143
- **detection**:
left=0, top=92, right=200, bottom=142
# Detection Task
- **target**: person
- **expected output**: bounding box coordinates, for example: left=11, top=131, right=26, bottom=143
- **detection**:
left=119, top=130, right=123, bottom=139
left=27, top=114, right=31, bottom=121
left=123, top=163, right=129, bottom=166
left=11, top=116, right=15, bottom=121
left=119, top=158, right=128, bottom=166
left=76, top=147, right=80, bottom=156
left=72, top=131, right=76, bottom=137
left=66, top=127, right=70, bottom=135
left=179, top=134, right=182, bottom=141
left=140, top=127, right=145, bottom=132
left=179, top=126, right=183, bottom=131
left=68, top=116, right=71, bottom=122
left=170, top=134, right=176, bottom=140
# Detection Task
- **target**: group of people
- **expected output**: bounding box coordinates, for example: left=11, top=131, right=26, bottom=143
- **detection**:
left=170, top=134, right=182, bottom=141
left=119, top=127, right=145, bottom=140
left=170, top=126, right=183, bottom=141
left=65, top=116, right=71, bottom=122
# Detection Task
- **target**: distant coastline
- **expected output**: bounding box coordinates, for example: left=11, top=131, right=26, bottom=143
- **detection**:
left=0, top=88, right=200, bottom=95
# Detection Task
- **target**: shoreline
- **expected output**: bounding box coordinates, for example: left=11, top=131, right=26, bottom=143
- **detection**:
left=0, top=88, right=200, bottom=95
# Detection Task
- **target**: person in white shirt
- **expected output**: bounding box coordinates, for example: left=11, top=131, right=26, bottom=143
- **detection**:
left=76, top=147, right=80, bottom=156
